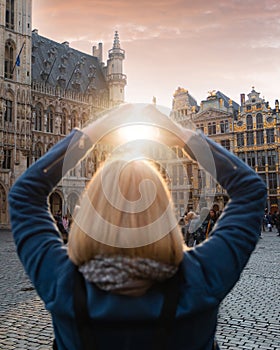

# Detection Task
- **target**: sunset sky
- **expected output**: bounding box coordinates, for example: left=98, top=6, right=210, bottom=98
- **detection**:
left=32, top=0, right=280, bottom=109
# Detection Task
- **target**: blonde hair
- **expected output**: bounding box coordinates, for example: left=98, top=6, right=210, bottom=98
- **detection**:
left=68, top=159, right=184, bottom=266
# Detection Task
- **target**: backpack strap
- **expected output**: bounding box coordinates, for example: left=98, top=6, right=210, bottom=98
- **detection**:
left=153, top=265, right=182, bottom=350
left=52, top=338, right=58, bottom=350
left=74, top=270, right=98, bottom=350
left=74, top=266, right=182, bottom=350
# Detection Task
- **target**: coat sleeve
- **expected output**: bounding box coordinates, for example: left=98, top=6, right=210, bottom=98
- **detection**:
left=8, top=129, right=93, bottom=302
left=184, top=132, right=267, bottom=300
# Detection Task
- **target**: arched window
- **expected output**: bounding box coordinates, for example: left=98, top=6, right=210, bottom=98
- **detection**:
left=46, top=106, right=54, bottom=133
left=5, top=40, right=15, bottom=79
left=246, top=115, right=253, bottom=130
left=34, top=143, right=44, bottom=161
left=67, top=192, right=79, bottom=216
left=4, top=98, right=13, bottom=122
left=6, top=0, right=15, bottom=30
left=81, top=112, right=87, bottom=128
left=34, top=103, right=43, bottom=131
left=47, top=143, right=54, bottom=152
left=93, top=150, right=99, bottom=172
left=49, top=192, right=62, bottom=216
left=256, top=113, right=263, bottom=129
left=61, top=109, right=68, bottom=135
left=101, top=151, right=107, bottom=162
left=71, top=111, right=78, bottom=130
left=2, top=149, right=12, bottom=169
left=177, top=148, right=183, bottom=158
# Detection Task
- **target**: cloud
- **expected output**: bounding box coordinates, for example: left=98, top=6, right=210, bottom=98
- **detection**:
left=32, top=0, right=280, bottom=107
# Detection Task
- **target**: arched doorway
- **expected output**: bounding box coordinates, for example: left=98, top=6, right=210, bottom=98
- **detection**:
left=67, top=192, right=79, bottom=216
left=50, top=192, right=62, bottom=216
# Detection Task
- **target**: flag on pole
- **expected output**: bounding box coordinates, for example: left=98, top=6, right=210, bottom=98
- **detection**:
left=12, top=41, right=25, bottom=73
left=16, top=54, right=21, bottom=67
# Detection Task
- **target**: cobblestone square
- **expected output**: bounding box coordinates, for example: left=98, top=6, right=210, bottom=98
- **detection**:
left=0, top=229, right=279, bottom=349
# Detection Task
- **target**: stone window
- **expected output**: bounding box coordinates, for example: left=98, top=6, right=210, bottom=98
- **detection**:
left=6, top=0, right=15, bottom=30
left=46, top=106, right=54, bottom=133
left=34, top=143, right=43, bottom=161
left=256, top=130, right=264, bottom=145
left=207, top=122, right=216, bottom=135
left=256, top=113, right=263, bottom=129
left=71, top=111, right=78, bottom=130
left=246, top=151, right=256, bottom=168
left=5, top=40, right=15, bottom=79
left=61, top=110, right=68, bottom=135
left=268, top=173, right=277, bottom=193
left=2, top=149, right=12, bottom=169
left=246, top=131, right=254, bottom=146
left=34, top=103, right=43, bottom=131
left=267, top=149, right=276, bottom=170
left=237, top=152, right=245, bottom=163
left=246, top=115, right=253, bottom=130
left=266, top=129, right=275, bottom=144
left=237, top=133, right=244, bottom=147
left=221, top=139, right=230, bottom=150
left=220, top=120, right=229, bottom=133
left=257, top=151, right=266, bottom=171
left=4, top=99, right=13, bottom=122
left=179, top=165, right=184, bottom=185
left=198, top=169, right=206, bottom=189
left=196, top=124, right=204, bottom=133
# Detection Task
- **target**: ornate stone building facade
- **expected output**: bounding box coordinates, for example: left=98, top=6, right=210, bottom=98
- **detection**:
left=234, top=88, right=280, bottom=213
left=171, top=87, right=280, bottom=217
left=0, top=0, right=126, bottom=227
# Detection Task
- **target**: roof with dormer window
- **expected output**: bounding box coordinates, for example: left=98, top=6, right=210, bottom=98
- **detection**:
left=31, top=31, right=108, bottom=93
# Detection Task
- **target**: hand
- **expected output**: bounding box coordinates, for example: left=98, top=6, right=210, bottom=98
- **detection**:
left=82, top=103, right=196, bottom=148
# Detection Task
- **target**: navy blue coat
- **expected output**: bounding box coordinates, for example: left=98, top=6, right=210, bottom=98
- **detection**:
left=8, top=129, right=267, bottom=350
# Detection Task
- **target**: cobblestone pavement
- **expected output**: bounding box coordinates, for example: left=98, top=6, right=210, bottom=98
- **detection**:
left=0, top=229, right=279, bottom=349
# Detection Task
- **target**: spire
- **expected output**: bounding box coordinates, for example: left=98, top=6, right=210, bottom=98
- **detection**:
left=113, top=31, right=120, bottom=49
left=107, top=31, right=126, bottom=106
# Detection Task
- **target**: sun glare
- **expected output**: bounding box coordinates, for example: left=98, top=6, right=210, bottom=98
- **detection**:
left=118, top=124, right=160, bottom=142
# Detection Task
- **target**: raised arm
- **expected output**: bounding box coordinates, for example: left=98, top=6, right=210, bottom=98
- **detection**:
left=8, top=129, right=93, bottom=301
left=183, top=131, right=267, bottom=299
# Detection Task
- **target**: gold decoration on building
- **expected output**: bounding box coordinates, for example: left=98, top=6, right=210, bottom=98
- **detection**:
left=208, top=90, right=217, bottom=97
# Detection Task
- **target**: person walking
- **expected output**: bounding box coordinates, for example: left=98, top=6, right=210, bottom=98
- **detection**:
left=8, top=103, right=267, bottom=350
left=191, top=207, right=216, bottom=245
left=181, top=211, right=198, bottom=247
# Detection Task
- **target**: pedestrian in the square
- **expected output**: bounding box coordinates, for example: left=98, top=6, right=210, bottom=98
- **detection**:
left=54, top=211, right=68, bottom=243
left=274, top=210, right=280, bottom=236
left=181, top=211, right=198, bottom=247
left=267, top=212, right=273, bottom=232
left=8, top=103, right=267, bottom=350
